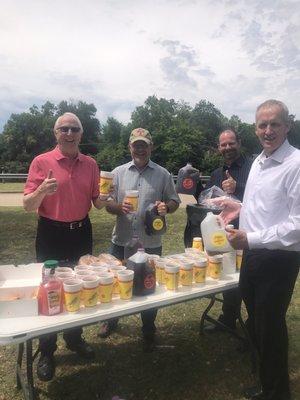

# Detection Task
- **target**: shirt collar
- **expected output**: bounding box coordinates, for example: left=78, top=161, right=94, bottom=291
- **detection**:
left=53, top=146, right=83, bottom=162
left=257, top=139, right=290, bottom=165
left=128, top=159, right=155, bottom=170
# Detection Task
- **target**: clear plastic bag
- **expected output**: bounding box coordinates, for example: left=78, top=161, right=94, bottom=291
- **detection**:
left=198, top=185, right=239, bottom=209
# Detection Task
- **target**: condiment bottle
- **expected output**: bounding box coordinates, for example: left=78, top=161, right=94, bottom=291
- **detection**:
left=38, top=260, right=63, bottom=315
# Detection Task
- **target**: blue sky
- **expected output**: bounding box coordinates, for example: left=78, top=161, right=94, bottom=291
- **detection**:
left=0, top=0, right=299, bottom=131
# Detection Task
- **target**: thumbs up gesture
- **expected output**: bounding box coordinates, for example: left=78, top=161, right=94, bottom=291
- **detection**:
left=38, top=169, right=58, bottom=195
left=221, top=170, right=236, bottom=194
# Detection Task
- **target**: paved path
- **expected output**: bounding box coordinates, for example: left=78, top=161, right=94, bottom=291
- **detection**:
left=0, top=193, right=196, bottom=208
left=0, top=193, right=23, bottom=207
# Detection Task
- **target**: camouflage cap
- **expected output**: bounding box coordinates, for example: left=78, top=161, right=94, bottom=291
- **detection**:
left=129, top=128, right=153, bottom=145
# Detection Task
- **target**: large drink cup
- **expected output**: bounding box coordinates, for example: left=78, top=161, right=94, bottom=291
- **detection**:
left=193, top=258, right=207, bottom=283
left=117, top=270, right=134, bottom=300
left=99, top=171, right=114, bottom=200
left=179, top=262, right=194, bottom=286
left=110, top=266, right=126, bottom=294
left=155, top=260, right=165, bottom=285
left=98, top=273, right=114, bottom=303
left=63, top=279, right=83, bottom=312
left=164, top=264, right=180, bottom=290
left=192, top=237, right=203, bottom=252
left=81, top=276, right=99, bottom=307
left=124, top=190, right=139, bottom=212
left=208, top=255, right=223, bottom=280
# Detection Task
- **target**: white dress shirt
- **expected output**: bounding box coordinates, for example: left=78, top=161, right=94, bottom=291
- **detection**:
left=240, top=140, right=300, bottom=251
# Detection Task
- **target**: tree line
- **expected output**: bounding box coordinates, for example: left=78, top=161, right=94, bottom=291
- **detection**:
left=0, top=96, right=299, bottom=175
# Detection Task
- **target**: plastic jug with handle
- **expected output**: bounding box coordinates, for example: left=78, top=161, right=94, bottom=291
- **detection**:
left=200, top=212, right=233, bottom=252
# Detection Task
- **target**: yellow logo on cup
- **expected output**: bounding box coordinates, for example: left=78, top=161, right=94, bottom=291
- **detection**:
left=64, top=291, right=81, bottom=312
left=153, top=218, right=163, bottom=231
left=211, top=233, right=227, bottom=247
left=180, top=269, right=193, bottom=286
left=194, top=267, right=206, bottom=283
left=209, top=262, right=222, bottom=279
left=99, top=283, right=113, bottom=303
left=82, top=287, right=98, bottom=307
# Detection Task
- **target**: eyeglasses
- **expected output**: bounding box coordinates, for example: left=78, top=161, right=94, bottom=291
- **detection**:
left=56, top=126, right=81, bottom=133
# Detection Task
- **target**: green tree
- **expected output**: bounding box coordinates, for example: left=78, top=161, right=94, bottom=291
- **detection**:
left=1, top=103, right=57, bottom=171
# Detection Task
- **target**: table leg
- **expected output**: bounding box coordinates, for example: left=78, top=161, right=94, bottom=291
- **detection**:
left=15, top=340, right=37, bottom=400
left=16, top=342, right=24, bottom=389
left=199, top=295, right=216, bottom=334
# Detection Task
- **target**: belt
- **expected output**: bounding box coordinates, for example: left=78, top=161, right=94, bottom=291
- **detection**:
left=39, top=215, right=89, bottom=230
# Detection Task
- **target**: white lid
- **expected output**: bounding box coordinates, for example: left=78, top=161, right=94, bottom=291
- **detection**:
left=63, top=279, right=83, bottom=292
left=117, top=270, right=134, bottom=282
left=165, top=265, right=180, bottom=273
left=194, top=258, right=207, bottom=267
left=180, top=262, right=194, bottom=270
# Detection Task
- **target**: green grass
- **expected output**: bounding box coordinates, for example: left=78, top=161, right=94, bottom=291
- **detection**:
left=0, top=207, right=299, bottom=400
left=0, top=182, right=25, bottom=192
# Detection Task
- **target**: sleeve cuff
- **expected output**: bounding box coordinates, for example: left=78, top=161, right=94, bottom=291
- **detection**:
left=247, top=231, right=264, bottom=249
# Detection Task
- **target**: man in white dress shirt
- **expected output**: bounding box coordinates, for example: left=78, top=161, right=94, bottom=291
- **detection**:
left=214, top=100, right=299, bottom=400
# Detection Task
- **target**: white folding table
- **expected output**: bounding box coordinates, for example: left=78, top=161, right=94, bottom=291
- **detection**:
left=0, top=270, right=253, bottom=400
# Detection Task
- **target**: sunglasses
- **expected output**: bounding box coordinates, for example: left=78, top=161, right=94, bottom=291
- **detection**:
left=56, top=126, right=81, bottom=133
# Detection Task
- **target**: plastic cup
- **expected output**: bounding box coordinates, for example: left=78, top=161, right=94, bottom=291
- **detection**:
left=124, top=190, right=139, bottom=212
left=164, top=264, right=180, bottom=290
left=179, top=262, right=194, bottom=286
left=81, top=276, right=100, bottom=307
left=63, top=279, right=83, bottom=312
left=117, top=270, right=134, bottom=300
left=55, top=266, right=74, bottom=274
left=236, top=250, right=243, bottom=271
left=98, top=273, right=114, bottom=303
left=75, top=270, right=95, bottom=278
left=192, top=237, right=203, bottom=252
left=193, top=258, right=207, bottom=283
left=91, top=266, right=109, bottom=275
left=208, top=255, right=223, bottom=280
left=99, top=171, right=113, bottom=199
left=74, top=265, right=92, bottom=273
left=110, top=266, right=126, bottom=294
left=55, top=272, right=74, bottom=281
left=155, top=260, right=166, bottom=285
left=147, top=254, right=160, bottom=269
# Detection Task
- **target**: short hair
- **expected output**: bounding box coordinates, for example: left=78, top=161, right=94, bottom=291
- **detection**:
left=256, top=99, right=290, bottom=126
left=218, top=128, right=241, bottom=144
left=54, top=112, right=83, bottom=132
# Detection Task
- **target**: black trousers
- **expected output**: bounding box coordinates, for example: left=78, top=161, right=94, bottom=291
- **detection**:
left=107, top=242, right=161, bottom=338
left=220, top=288, right=242, bottom=328
left=36, top=216, right=93, bottom=355
left=240, top=249, right=299, bottom=400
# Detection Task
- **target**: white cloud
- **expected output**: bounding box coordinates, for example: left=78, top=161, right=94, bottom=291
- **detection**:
left=0, top=0, right=299, bottom=130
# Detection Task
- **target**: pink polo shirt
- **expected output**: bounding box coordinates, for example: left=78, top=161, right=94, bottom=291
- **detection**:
left=24, top=147, right=100, bottom=222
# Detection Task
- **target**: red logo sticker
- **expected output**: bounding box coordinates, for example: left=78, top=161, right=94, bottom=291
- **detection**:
left=144, top=275, right=155, bottom=289
left=182, top=178, right=194, bottom=189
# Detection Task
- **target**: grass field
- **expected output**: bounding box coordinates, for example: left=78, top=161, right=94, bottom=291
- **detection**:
left=0, top=207, right=299, bottom=400
left=0, top=182, right=25, bottom=193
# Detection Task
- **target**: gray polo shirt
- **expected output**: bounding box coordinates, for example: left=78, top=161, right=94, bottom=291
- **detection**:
left=111, top=159, right=180, bottom=248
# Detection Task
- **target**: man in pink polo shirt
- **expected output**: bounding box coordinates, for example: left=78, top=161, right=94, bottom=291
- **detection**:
left=23, top=112, right=107, bottom=382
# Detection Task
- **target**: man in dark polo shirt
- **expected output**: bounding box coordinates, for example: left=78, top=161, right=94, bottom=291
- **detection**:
left=196, top=128, right=252, bottom=332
